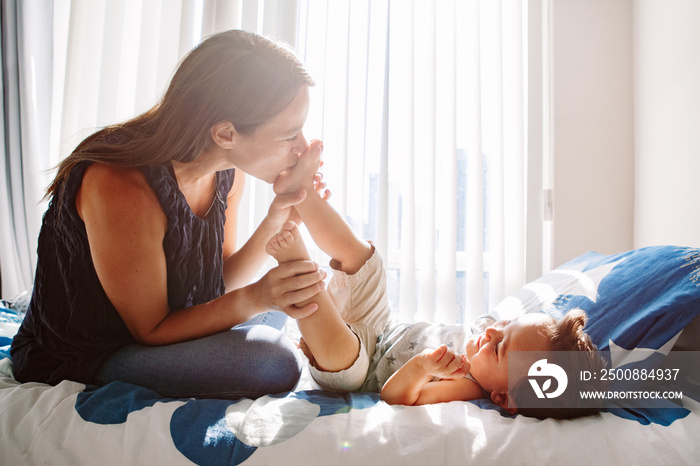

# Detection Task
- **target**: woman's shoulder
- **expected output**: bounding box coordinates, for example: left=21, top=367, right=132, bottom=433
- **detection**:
left=77, top=163, right=163, bottom=221
left=82, top=163, right=153, bottom=197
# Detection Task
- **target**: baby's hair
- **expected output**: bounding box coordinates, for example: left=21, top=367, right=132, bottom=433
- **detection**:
left=548, top=308, right=598, bottom=353
left=512, top=308, right=607, bottom=420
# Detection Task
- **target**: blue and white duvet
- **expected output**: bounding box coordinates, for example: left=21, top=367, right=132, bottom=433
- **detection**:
left=1, top=246, right=699, bottom=465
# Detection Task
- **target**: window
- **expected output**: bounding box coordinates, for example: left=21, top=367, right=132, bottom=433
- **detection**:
left=293, top=0, right=530, bottom=324
left=1, top=0, right=545, bottom=324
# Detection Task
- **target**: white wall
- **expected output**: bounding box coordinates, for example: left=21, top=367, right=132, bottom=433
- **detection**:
left=551, top=0, right=635, bottom=266
left=633, top=0, right=700, bottom=248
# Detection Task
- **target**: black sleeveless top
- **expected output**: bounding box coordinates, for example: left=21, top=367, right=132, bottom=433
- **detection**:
left=11, top=163, right=235, bottom=385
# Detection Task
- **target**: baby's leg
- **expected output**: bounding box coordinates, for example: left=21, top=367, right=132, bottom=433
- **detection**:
left=274, top=141, right=373, bottom=274
left=267, top=222, right=360, bottom=372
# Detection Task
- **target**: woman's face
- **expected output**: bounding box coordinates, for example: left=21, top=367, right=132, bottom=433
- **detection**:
left=231, top=86, right=311, bottom=183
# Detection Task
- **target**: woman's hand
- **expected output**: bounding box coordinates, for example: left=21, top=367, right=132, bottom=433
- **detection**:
left=266, top=174, right=330, bottom=232
left=251, top=259, right=327, bottom=319
left=266, top=189, right=307, bottom=231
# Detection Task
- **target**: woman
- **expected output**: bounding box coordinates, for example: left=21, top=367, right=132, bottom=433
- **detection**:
left=10, top=30, right=326, bottom=399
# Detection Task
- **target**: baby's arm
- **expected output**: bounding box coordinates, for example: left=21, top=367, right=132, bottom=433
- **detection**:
left=380, top=345, right=483, bottom=405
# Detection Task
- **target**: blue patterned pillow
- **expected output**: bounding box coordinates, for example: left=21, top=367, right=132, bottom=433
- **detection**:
left=492, top=246, right=700, bottom=425
left=493, top=245, right=700, bottom=354
left=1, top=303, right=24, bottom=358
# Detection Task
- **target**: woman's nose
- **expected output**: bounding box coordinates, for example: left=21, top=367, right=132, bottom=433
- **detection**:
left=294, top=132, right=309, bottom=153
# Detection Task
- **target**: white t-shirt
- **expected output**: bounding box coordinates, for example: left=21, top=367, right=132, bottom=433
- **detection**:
left=360, top=315, right=497, bottom=392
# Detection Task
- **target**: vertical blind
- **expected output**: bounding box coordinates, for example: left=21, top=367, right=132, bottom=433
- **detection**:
left=3, top=0, right=539, bottom=325
left=296, top=0, right=528, bottom=324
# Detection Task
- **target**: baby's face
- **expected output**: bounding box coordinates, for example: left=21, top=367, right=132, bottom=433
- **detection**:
left=465, top=313, right=555, bottom=395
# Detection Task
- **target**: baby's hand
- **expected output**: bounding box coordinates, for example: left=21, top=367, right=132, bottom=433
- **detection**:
left=419, top=345, right=470, bottom=379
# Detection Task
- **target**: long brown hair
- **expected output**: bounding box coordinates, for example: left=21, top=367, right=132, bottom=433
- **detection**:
left=46, top=29, right=314, bottom=198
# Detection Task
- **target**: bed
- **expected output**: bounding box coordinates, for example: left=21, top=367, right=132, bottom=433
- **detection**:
left=2, top=245, right=699, bottom=465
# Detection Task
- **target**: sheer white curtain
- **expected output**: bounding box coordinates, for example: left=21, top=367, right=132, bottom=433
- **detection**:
left=13, top=0, right=537, bottom=325
left=53, top=0, right=242, bottom=168
left=47, top=0, right=314, bottom=286
left=296, top=0, right=529, bottom=324
left=51, top=0, right=297, bottom=282
left=0, top=0, right=53, bottom=299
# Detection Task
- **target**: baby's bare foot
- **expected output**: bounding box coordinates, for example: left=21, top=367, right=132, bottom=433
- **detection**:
left=273, top=140, right=323, bottom=195
left=266, top=221, right=311, bottom=263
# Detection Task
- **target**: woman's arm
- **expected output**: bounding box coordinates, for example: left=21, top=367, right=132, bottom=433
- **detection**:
left=221, top=172, right=308, bottom=292
left=222, top=169, right=329, bottom=292
left=380, top=345, right=483, bottom=405
left=77, top=164, right=323, bottom=346
left=221, top=172, right=267, bottom=291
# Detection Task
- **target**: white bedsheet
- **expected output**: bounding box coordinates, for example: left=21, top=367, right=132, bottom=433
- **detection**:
left=2, top=357, right=698, bottom=466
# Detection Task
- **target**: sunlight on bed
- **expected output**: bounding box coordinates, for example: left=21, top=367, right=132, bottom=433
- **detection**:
left=224, top=396, right=320, bottom=447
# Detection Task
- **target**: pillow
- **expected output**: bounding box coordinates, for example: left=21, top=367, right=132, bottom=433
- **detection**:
left=1, top=297, right=28, bottom=359
left=493, top=245, right=700, bottom=356
left=492, top=245, right=700, bottom=424
left=1, top=303, right=24, bottom=357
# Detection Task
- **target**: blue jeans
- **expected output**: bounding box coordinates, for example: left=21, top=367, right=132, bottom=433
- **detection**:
left=96, top=312, right=301, bottom=399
